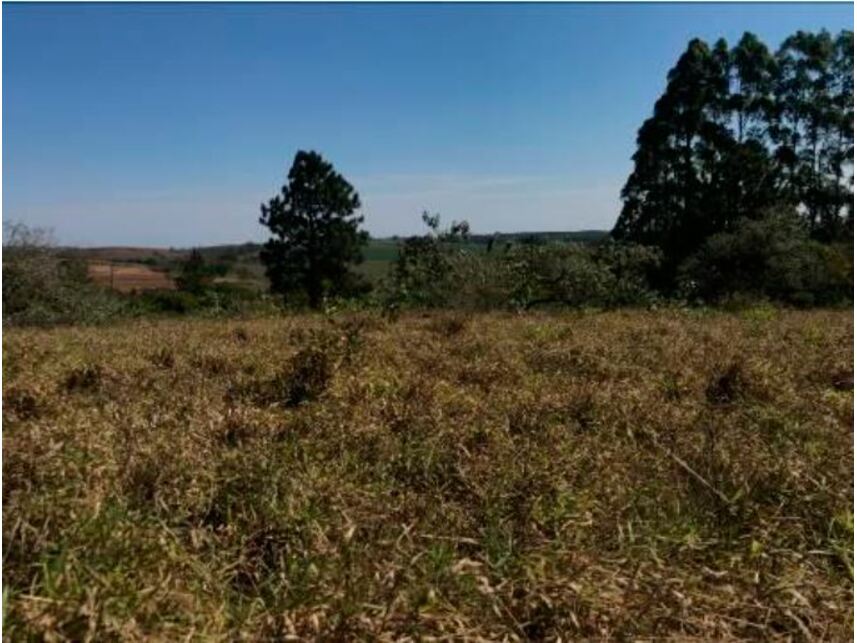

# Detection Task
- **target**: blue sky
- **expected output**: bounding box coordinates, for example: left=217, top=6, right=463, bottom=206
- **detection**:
left=4, top=3, right=853, bottom=246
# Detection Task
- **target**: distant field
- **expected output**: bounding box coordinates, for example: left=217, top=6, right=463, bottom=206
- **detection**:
left=3, top=309, right=851, bottom=639
left=68, top=231, right=610, bottom=291
left=87, top=261, right=175, bottom=292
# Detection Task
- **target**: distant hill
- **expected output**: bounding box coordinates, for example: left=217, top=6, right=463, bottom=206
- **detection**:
left=466, top=230, right=609, bottom=244
left=61, top=230, right=609, bottom=261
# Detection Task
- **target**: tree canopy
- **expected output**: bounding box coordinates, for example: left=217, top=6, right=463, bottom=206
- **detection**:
left=613, top=29, right=853, bottom=287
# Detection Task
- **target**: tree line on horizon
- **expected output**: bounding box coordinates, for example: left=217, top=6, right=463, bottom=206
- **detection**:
left=3, top=29, right=852, bottom=325
left=258, top=29, right=852, bottom=309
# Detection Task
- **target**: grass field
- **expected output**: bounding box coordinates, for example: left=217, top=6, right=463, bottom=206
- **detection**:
left=3, top=309, right=852, bottom=639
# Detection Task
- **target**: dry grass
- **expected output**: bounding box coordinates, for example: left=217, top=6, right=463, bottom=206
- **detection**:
left=3, top=309, right=852, bottom=640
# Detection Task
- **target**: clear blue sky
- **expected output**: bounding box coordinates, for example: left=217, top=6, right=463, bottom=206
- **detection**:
left=4, top=3, right=853, bottom=246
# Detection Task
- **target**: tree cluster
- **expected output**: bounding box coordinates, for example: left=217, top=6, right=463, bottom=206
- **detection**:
left=258, top=31, right=853, bottom=312
left=613, top=30, right=854, bottom=287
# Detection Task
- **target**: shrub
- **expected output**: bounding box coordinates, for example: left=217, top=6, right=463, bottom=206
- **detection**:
left=679, top=209, right=852, bottom=306
left=133, top=290, right=201, bottom=315
left=384, top=213, right=660, bottom=311
left=502, top=241, right=660, bottom=310
left=387, top=212, right=473, bottom=307
left=3, top=223, right=128, bottom=326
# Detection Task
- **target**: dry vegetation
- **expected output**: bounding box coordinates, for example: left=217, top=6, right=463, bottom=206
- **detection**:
left=3, top=309, right=853, bottom=640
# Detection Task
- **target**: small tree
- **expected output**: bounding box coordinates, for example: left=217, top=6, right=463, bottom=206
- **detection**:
left=390, top=212, right=470, bottom=307
left=176, top=249, right=209, bottom=294
left=259, top=150, right=369, bottom=308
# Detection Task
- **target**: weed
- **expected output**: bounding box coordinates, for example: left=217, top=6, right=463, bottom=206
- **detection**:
left=3, top=387, right=42, bottom=420
left=706, top=361, right=744, bottom=406
left=148, top=346, right=175, bottom=369
left=831, top=368, right=853, bottom=391
left=281, top=347, right=333, bottom=407
left=428, top=313, right=469, bottom=337
left=63, top=363, right=103, bottom=392
left=190, top=352, right=231, bottom=375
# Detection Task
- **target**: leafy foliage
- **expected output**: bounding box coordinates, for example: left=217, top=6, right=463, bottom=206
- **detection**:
left=385, top=213, right=660, bottom=310
left=389, top=211, right=474, bottom=307
left=503, top=241, right=661, bottom=310
left=679, top=208, right=852, bottom=306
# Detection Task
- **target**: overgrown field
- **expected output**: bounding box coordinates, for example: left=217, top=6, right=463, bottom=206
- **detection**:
left=3, top=310, right=853, bottom=639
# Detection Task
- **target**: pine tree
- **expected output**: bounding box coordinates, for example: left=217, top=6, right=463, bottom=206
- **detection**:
left=259, top=151, right=369, bottom=308
left=177, top=248, right=208, bottom=294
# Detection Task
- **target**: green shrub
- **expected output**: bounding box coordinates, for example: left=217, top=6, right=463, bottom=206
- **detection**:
left=197, top=283, right=275, bottom=314
left=135, top=290, right=201, bottom=315
left=386, top=212, right=473, bottom=307
left=131, top=283, right=275, bottom=317
left=383, top=213, right=660, bottom=311
left=679, top=210, right=852, bottom=306
left=502, top=241, right=660, bottom=310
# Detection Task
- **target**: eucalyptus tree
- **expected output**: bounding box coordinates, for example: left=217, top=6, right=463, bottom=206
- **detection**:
left=613, top=29, right=853, bottom=288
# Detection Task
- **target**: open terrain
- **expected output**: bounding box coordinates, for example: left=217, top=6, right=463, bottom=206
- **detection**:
left=2, top=309, right=852, bottom=639
left=62, top=231, right=611, bottom=292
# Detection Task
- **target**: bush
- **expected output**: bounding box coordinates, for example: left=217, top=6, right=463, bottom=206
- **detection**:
left=3, top=223, right=128, bottom=326
left=679, top=210, right=852, bottom=306
left=134, top=290, right=202, bottom=315
left=386, top=212, right=473, bottom=307
left=130, top=282, right=276, bottom=317
left=383, top=213, right=661, bottom=311
left=503, top=241, right=661, bottom=310
left=197, top=283, right=276, bottom=315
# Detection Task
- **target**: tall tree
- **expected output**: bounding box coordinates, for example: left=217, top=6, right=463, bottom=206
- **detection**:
left=613, top=29, right=853, bottom=287
left=827, top=30, right=854, bottom=236
left=259, top=151, right=369, bottom=308
left=713, top=33, right=781, bottom=228
left=613, top=38, right=733, bottom=284
left=773, top=29, right=853, bottom=240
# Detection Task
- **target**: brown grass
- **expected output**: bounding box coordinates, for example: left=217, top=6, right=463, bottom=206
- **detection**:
left=2, top=309, right=852, bottom=640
